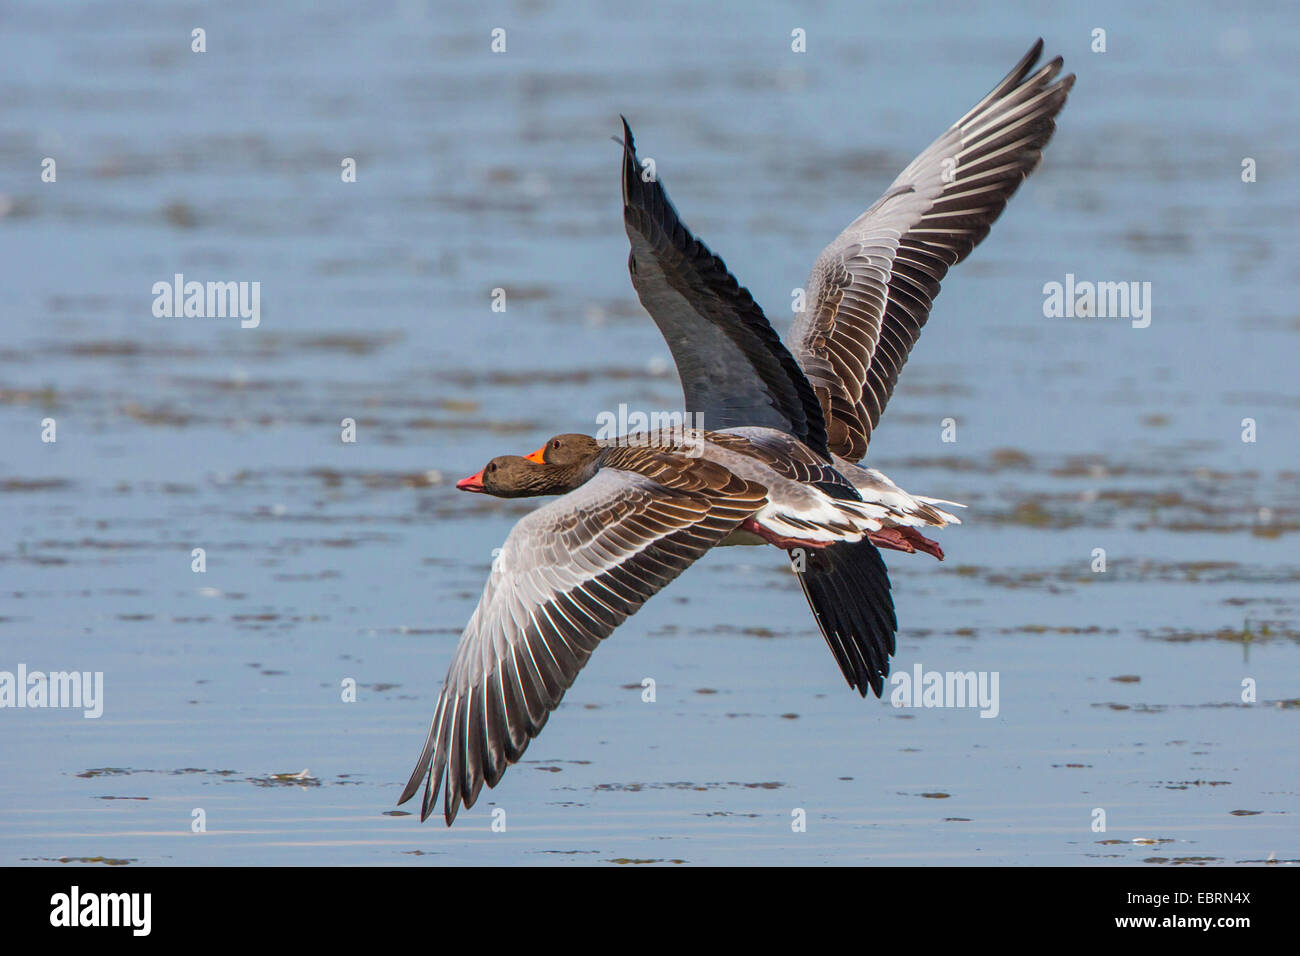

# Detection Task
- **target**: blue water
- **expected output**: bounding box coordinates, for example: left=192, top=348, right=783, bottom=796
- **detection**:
left=1, top=0, right=1297, bottom=865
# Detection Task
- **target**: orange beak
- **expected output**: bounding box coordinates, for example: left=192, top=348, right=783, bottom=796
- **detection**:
left=455, top=468, right=486, bottom=493
left=523, top=445, right=547, bottom=465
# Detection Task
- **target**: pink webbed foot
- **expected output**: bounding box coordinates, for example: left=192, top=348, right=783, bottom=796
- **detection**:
left=740, top=517, right=834, bottom=551
left=868, top=527, right=944, bottom=561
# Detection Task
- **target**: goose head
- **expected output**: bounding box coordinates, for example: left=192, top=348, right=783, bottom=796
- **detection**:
left=523, top=433, right=602, bottom=467
left=456, top=435, right=603, bottom=498
left=456, top=456, right=556, bottom=497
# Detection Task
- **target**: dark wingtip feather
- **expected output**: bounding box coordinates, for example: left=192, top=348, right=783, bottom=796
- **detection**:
left=613, top=117, right=634, bottom=157
left=418, top=777, right=434, bottom=822
left=616, top=123, right=832, bottom=458
left=443, top=796, right=458, bottom=826
left=619, top=117, right=642, bottom=209
left=398, top=722, right=436, bottom=808
left=396, top=775, right=421, bottom=807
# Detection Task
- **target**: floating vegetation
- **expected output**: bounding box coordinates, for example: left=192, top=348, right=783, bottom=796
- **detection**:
left=1143, top=856, right=1221, bottom=866
left=75, top=767, right=238, bottom=779
left=1145, top=624, right=1300, bottom=645
left=27, top=856, right=137, bottom=866
left=606, top=858, right=686, bottom=865
left=594, top=781, right=783, bottom=792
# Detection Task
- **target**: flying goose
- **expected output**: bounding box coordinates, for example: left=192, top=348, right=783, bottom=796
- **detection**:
left=401, top=40, right=1073, bottom=823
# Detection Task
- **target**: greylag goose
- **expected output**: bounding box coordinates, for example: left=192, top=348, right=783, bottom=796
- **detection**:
left=401, top=40, right=1073, bottom=823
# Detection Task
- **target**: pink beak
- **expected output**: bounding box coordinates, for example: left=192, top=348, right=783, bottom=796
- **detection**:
left=456, top=469, right=486, bottom=493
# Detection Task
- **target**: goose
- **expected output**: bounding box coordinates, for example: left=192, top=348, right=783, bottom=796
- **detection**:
left=401, top=40, right=1073, bottom=823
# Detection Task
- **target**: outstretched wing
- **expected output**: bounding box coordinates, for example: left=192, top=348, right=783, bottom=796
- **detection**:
left=399, top=465, right=766, bottom=824
left=790, top=39, right=1075, bottom=461
left=620, top=118, right=830, bottom=459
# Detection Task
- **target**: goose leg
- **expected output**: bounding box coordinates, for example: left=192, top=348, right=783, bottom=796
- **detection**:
left=868, top=527, right=944, bottom=561
left=738, top=517, right=833, bottom=551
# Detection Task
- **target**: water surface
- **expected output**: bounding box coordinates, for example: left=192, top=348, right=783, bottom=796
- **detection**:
left=1, top=0, right=1297, bottom=865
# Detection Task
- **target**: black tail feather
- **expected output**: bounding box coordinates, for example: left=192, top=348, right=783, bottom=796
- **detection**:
left=791, top=540, right=896, bottom=697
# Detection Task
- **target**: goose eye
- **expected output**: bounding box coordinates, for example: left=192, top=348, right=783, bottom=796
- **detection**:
left=552, top=439, right=562, bottom=449
left=488, top=463, right=496, bottom=472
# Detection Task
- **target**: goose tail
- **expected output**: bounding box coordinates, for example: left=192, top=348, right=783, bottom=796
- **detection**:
left=790, top=540, right=897, bottom=698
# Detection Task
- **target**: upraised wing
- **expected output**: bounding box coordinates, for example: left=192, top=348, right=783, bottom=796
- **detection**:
left=620, top=118, right=830, bottom=459
left=790, top=39, right=1075, bottom=461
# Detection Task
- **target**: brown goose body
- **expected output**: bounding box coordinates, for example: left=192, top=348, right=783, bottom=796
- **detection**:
left=465, top=429, right=957, bottom=553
